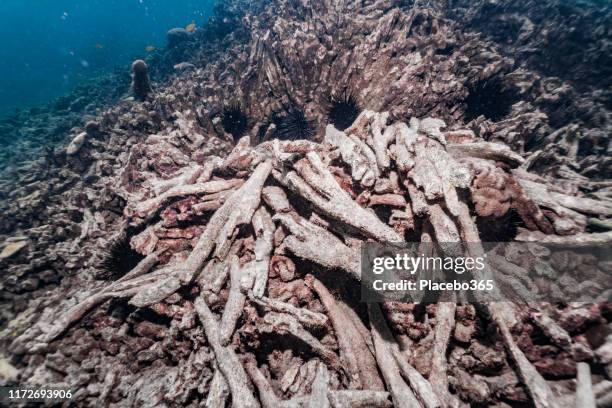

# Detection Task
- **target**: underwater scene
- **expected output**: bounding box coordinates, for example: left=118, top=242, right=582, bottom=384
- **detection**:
left=0, top=0, right=610, bottom=406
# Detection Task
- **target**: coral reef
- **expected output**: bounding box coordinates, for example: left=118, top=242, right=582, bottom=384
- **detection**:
left=0, top=0, right=611, bottom=407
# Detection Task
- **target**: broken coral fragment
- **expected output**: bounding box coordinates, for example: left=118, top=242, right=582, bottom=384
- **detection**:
left=66, top=132, right=87, bottom=156
left=0, top=239, right=28, bottom=259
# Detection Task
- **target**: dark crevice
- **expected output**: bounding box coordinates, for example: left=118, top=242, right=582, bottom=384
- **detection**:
left=464, top=77, right=518, bottom=122
left=475, top=209, right=525, bottom=242
left=131, top=307, right=173, bottom=327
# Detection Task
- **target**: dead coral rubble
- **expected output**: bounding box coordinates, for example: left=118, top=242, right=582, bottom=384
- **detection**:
left=16, top=109, right=611, bottom=407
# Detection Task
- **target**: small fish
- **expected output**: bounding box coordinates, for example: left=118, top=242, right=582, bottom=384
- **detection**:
left=185, top=21, right=196, bottom=33
left=145, top=45, right=156, bottom=52
left=95, top=43, right=104, bottom=49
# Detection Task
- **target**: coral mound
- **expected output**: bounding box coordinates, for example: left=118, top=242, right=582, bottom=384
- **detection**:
left=7, top=108, right=610, bottom=406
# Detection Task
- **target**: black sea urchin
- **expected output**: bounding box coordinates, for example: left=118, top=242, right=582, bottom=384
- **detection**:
left=273, top=108, right=315, bottom=140
left=327, top=90, right=361, bottom=131
left=99, top=237, right=144, bottom=279
left=464, top=77, right=517, bottom=122
left=221, top=104, right=250, bottom=140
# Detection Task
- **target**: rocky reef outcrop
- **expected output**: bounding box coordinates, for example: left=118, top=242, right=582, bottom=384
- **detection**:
left=0, top=1, right=610, bottom=407
left=131, top=60, right=154, bottom=102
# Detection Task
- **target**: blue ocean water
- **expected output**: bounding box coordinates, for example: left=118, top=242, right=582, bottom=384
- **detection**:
left=0, top=0, right=215, bottom=115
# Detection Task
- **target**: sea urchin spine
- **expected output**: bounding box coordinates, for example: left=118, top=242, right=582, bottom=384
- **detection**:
left=273, top=107, right=315, bottom=141
left=327, top=90, right=361, bottom=131
left=99, top=236, right=144, bottom=279
left=221, top=104, right=250, bottom=141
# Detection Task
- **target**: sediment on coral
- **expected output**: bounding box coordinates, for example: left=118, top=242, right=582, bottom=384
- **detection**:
left=0, top=0, right=611, bottom=407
